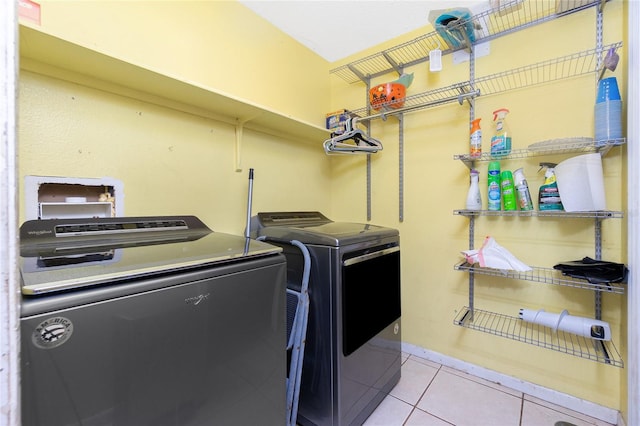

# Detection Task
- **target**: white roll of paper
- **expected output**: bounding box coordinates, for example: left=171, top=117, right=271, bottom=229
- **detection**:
left=554, top=153, right=606, bottom=212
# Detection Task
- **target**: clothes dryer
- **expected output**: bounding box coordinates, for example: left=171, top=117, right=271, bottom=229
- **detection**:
left=254, top=211, right=401, bottom=426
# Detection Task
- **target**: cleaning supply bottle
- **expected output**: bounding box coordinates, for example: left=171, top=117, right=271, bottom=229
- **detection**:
left=491, top=108, right=512, bottom=158
left=487, top=161, right=501, bottom=211
left=500, top=170, right=517, bottom=211
left=513, top=167, right=533, bottom=211
left=538, top=163, right=563, bottom=211
left=465, top=169, right=482, bottom=210
left=469, top=118, right=482, bottom=158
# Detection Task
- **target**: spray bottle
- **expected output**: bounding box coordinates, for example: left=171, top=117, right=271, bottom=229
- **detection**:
left=491, top=108, right=512, bottom=158
left=500, top=170, right=517, bottom=211
left=538, top=163, right=563, bottom=211
left=465, top=169, right=482, bottom=210
left=513, top=168, right=533, bottom=211
left=470, top=118, right=482, bottom=158
left=487, top=161, right=501, bottom=211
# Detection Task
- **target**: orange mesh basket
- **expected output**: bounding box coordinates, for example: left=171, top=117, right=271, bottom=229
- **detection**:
left=369, top=83, right=406, bottom=110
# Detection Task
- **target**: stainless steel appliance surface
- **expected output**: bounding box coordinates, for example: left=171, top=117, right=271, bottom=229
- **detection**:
left=20, top=216, right=287, bottom=426
left=254, top=211, right=402, bottom=426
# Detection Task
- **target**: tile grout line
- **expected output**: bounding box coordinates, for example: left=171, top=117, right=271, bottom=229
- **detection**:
left=402, top=358, right=456, bottom=426
left=401, top=344, right=618, bottom=424
left=400, top=353, right=612, bottom=426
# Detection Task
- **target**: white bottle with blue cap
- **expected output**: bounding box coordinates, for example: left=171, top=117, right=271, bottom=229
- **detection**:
left=465, top=169, right=482, bottom=210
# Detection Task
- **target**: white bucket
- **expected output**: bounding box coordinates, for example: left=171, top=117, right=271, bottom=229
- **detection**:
left=555, top=153, right=606, bottom=211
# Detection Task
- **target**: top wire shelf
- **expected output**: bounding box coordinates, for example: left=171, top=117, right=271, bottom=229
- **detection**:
left=330, top=0, right=606, bottom=84
left=471, top=42, right=621, bottom=97
left=349, top=42, right=620, bottom=123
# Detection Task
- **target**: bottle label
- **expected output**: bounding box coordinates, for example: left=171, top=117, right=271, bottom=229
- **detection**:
left=491, top=136, right=512, bottom=157
left=516, top=183, right=533, bottom=210
left=488, top=181, right=501, bottom=210
left=470, top=131, right=482, bottom=157
left=501, top=177, right=516, bottom=210
left=491, top=135, right=505, bottom=151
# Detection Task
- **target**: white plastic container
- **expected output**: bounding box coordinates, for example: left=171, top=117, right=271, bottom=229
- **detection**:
left=465, top=169, right=482, bottom=210
left=519, top=308, right=611, bottom=341
left=554, top=153, right=606, bottom=211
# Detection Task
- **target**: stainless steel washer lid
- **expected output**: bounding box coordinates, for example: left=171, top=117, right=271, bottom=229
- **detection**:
left=255, top=212, right=398, bottom=246
left=20, top=216, right=282, bottom=295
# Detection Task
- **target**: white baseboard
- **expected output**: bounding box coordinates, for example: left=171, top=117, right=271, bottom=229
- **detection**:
left=402, top=342, right=619, bottom=425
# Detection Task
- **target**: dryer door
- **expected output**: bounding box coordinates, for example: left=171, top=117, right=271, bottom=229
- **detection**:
left=341, top=245, right=401, bottom=356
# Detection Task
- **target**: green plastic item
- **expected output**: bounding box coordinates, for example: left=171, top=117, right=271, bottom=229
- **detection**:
left=500, top=170, right=517, bottom=211
left=487, top=161, right=501, bottom=211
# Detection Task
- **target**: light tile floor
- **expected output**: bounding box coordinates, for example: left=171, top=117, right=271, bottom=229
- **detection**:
left=363, top=353, right=615, bottom=426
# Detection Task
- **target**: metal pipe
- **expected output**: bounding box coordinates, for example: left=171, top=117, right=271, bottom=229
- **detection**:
left=245, top=168, right=254, bottom=240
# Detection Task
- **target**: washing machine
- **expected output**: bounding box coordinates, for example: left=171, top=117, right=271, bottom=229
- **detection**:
left=19, top=216, right=287, bottom=426
left=253, top=211, right=401, bottom=426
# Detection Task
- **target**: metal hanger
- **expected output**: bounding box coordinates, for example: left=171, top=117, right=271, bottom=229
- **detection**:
left=323, top=117, right=383, bottom=155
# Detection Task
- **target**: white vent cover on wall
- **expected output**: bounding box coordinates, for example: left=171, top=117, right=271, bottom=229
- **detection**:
left=24, top=175, right=124, bottom=220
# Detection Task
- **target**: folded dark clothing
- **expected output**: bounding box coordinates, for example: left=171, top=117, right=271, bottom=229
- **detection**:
left=553, top=257, right=628, bottom=284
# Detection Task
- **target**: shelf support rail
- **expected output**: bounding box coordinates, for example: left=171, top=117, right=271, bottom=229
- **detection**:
left=595, top=217, right=603, bottom=320
left=444, top=19, right=475, bottom=54
left=365, top=80, right=372, bottom=221
left=398, top=114, right=404, bottom=222
left=468, top=216, right=475, bottom=320
left=593, top=4, right=604, bottom=323
left=382, top=52, right=403, bottom=76
left=596, top=1, right=604, bottom=81
left=467, top=34, right=477, bottom=320
left=347, top=64, right=368, bottom=84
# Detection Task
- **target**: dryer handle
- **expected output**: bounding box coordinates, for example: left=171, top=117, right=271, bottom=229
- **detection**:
left=343, top=246, right=399, bottom=266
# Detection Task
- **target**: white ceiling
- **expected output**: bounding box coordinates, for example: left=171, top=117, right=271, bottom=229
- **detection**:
left=239, top=0, right=487, bottom=62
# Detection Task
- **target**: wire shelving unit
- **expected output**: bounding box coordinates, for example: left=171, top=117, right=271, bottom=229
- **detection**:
left=330, top=0, right=625, bottom=367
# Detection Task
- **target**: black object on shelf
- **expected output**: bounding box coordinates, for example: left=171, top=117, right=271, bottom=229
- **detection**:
left=553, top=257, right=629, bottom=284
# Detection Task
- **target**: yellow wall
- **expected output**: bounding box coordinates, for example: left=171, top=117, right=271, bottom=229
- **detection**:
left=19, top=71, right=332, bottom=235
left=328, top=0, right=627, bottom=415
left=31, top=0, right=329, bottom=127
left=18, top=0, right=332, bottom=235
left=18, top=0, right=629, bottom=419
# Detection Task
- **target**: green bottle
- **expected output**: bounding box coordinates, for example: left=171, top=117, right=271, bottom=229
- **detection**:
left=487, top=161, right=501, bottom=211
left=538, top=163, right=564, bottom=211
left=500, top=170, right=517, bottom=211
